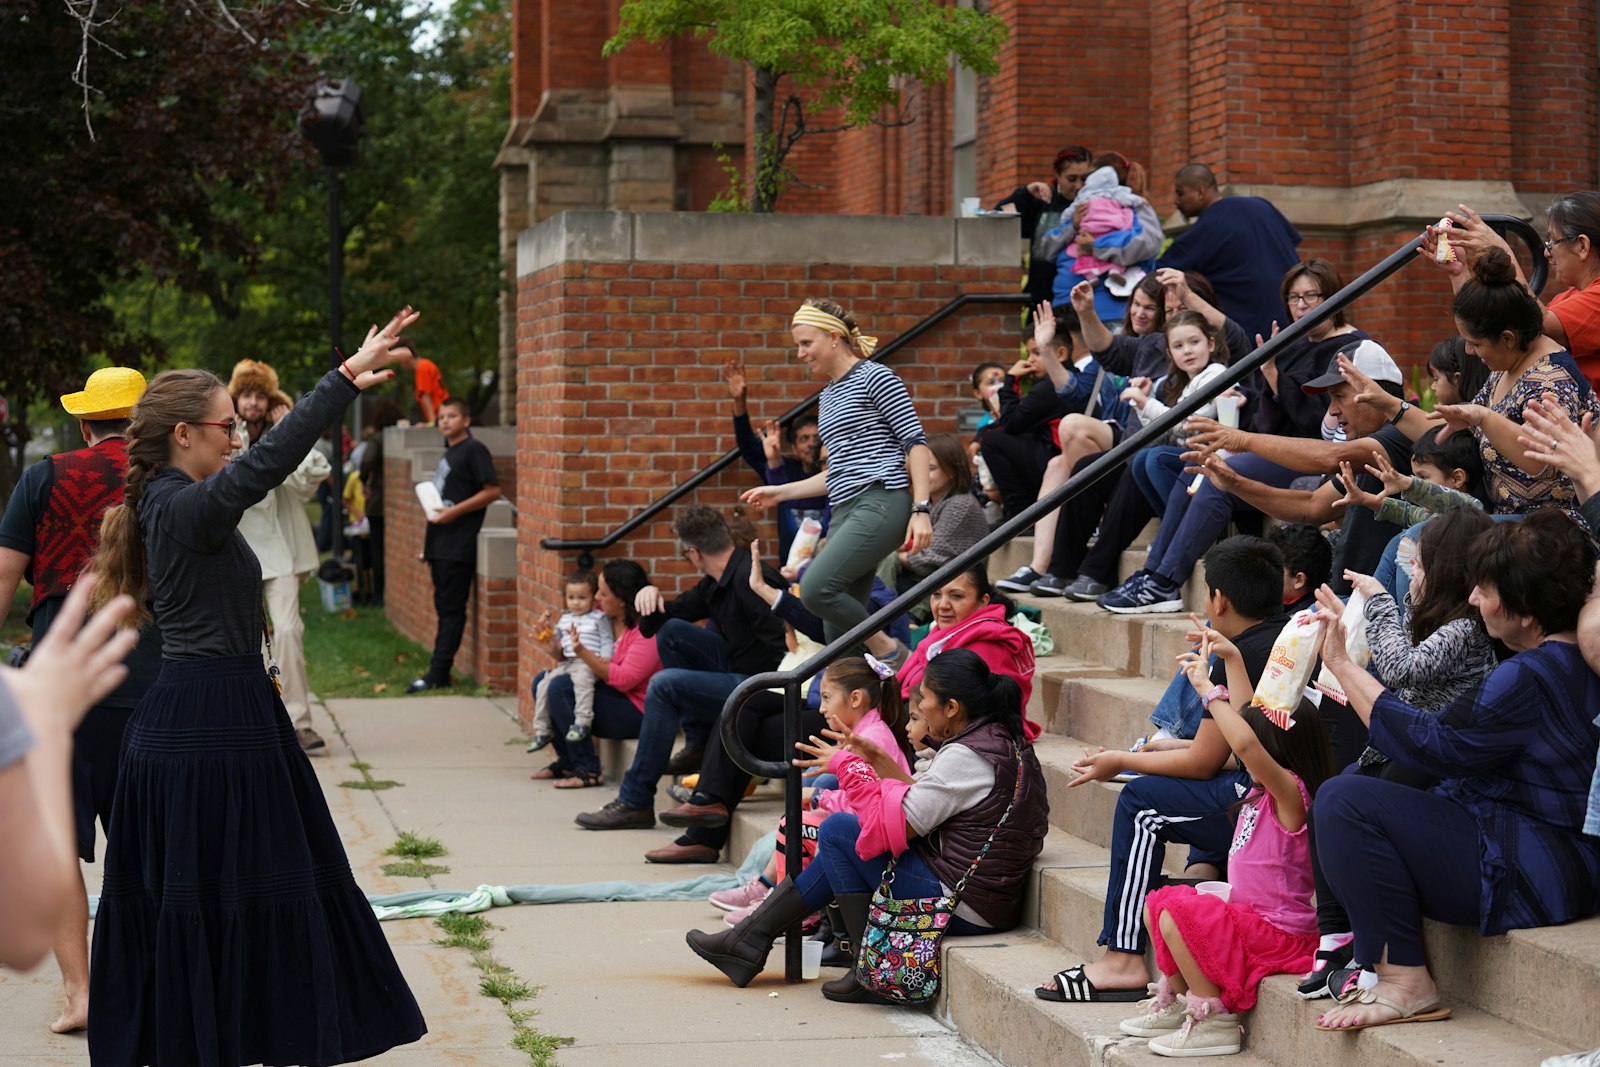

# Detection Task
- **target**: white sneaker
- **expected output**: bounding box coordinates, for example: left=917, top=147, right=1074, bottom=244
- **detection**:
left=1148, top=1007, right=1242, bottom=1057
left=1544, top=1052, right=1600, bottom=1067
left=1119, top=994, right=1187, bottom=1037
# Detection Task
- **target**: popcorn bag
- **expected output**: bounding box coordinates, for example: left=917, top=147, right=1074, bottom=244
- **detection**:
left=1314, top=592, right=1373, bottom=705
left=1249, top=609, right=1324, bottom=730
left=785, top=517, right=824, bottom=571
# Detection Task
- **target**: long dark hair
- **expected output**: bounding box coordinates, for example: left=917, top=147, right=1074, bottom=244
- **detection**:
left=601, top=559, right=649, bottom=628
left=1121, top=274, right=1168, bottom=335
left=824, top=656, right=914, bottom=766
left=920, top=648, right=1027, bottom=741
left=1239, top=697, right=1333, bottom=802
left=1158, top=310, right=1228, bottom=406
left=1407, top=506, right=1493, bottom=646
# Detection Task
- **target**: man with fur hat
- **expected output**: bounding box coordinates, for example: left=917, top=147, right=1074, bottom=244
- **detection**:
left=0, top=366, right=164, bottom=1034
left=228, top=358, right=331, bottom=753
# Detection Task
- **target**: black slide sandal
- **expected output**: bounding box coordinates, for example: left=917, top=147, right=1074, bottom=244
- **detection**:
left=1034, top=965, right=1148, bottom=1003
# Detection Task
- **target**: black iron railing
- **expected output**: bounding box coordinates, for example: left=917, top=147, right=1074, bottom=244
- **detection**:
left=720, top=215, right=1546, bottom=981
left=540, top=292, right=1031, bottom=568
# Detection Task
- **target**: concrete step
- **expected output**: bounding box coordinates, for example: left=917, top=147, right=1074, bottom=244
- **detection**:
left=1019, top=599, right=1198, bottom=683
left=940, top=930, right=1574, bottom=1067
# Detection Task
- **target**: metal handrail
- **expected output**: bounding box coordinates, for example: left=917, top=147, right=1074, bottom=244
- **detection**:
left=719, top=214, right=1545, bottom=980
left=540, top=291, right=1031, bottom=565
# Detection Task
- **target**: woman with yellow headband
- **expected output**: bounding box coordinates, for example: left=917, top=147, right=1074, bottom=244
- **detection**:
left=742, top=298, right=931, bottom=664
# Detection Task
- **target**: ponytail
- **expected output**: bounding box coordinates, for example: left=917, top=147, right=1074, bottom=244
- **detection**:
left=920, top=648, right=1027, bottom=741
left=89, top=368, right=225, bottom=625
left=824, top=656, right=916, bottom=766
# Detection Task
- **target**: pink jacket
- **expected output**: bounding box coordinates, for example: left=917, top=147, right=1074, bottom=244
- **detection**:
left=828, top=749, right=913, bottom=859
left=606, top=626, right=661, bottom=711
left=897, top=603, right=1040, bottom=740
left=814, top=708, right=912, bottom=815
left=1070, top=198, right=1136, bottom=279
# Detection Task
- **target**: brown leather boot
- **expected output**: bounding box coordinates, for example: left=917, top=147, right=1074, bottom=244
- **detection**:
left=685, top=879, right=811, bottom=987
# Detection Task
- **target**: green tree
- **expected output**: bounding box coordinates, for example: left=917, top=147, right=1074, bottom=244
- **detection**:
left=108, top=0, right=510, bottom=414
left=604, top=0, right=1007, bottom=212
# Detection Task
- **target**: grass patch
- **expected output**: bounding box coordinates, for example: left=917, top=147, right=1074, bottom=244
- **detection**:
left=296, top=577, right=486, bottom=698
left=385, top=831, right=448, bottom=859
left=432, top=913, right=492, bottom=952
left=381, top=860, right=451, bottom=878
left=430, top=907, right=573, bottom=1065
left=340, top=777, right=401, bottom=791
left=349, top=759, right=372, bottom=772
left=480, top=972, right=535, bottom=1003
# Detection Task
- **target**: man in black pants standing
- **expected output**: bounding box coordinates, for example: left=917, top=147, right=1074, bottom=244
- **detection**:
left=408, top=397, right=501, bottom=693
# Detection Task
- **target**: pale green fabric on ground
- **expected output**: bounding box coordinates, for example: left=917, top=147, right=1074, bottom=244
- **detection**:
left=88, top=831, right=777, bottom=922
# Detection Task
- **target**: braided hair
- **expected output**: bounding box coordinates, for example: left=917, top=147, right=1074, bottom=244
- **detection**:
left=90, top=369, right=226, bottom=624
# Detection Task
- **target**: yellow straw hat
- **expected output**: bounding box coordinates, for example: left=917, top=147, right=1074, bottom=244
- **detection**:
left=60, top=367, right=148, bottom=420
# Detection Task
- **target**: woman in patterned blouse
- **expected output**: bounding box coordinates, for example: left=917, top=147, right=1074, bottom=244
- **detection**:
left=1426, top=249, right=1600, bottom=519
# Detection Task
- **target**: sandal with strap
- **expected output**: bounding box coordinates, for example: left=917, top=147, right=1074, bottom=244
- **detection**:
left=553, top=771, right=605, bottom=790
left=529, top=761, right=570, bottom=780
left=1314, top=987, right=1452, bottom=1031
left=1034, top=965, right=1148, bottom=1003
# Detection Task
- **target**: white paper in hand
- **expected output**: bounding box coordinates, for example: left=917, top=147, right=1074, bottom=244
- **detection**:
left=415, top=481, right=444, bottom=520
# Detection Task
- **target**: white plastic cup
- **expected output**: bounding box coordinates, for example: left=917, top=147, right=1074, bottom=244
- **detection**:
left=1215, top=394, right=1241, bottom=429
left=801, top=938, right=824, bottom=979
left=961, top=196, right=981, bottom=218
left=1196, top=880, right=1232, bottom=903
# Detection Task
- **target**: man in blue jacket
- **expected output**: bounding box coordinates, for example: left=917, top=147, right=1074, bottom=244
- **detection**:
left=1157, top=164, right=1302, bottom=341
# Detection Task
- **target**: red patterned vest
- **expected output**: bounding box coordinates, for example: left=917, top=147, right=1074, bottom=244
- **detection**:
left=30, top=438, right=127, bottom=618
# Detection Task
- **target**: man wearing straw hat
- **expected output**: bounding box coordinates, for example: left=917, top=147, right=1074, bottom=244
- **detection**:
left=0, top=366, right=164, bottom=1034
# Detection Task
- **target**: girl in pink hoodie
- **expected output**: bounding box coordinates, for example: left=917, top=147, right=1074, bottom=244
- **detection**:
left=709, top=654, right=916, bottom=919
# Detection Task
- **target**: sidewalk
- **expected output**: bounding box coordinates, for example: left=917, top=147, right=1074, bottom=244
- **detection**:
left=1, top=693, right=992, bottom=1067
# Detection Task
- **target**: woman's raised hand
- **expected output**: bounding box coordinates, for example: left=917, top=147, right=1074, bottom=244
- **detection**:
left=1069, top=280, right=1097, bottom=317
left=740, top=484, right=786, bottom=510
left=1345, top=570, right=1385, bottom=599
left=1425, top=403, right=1487, bottom=442
left=1519, top=394, right=1600, bottom=492
left=345, top=306, right=420, bottom=388
left=1312, top=585, right=1351, bottom=670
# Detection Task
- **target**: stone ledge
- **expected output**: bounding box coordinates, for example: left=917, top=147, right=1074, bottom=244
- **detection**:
left=517, top=210, right=1018, bottom=276
left=1162, top=178, right=1533, bottom=237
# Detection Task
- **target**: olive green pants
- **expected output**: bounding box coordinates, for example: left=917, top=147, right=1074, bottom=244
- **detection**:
left=798, top=483, right=912, bottom=646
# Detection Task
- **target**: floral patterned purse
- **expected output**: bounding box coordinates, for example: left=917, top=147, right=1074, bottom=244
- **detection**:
left=855, top=745, right=1025, bottom=1005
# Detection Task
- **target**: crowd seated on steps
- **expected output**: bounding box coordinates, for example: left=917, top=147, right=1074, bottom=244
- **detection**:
left=522, top=183, right=1600, bottom=1062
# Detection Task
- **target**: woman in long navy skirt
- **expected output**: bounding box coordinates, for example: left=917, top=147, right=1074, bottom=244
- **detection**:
left=86, top=310, right=428, bottom=1066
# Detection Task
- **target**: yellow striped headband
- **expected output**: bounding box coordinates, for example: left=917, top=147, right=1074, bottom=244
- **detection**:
left=791, top=305, right=878, bottom=358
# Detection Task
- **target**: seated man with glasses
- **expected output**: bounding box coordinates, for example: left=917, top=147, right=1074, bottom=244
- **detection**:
left=575, top=506, right=788, bottom=833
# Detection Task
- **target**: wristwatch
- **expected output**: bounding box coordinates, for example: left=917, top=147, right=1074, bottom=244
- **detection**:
left=911, top=500, right=932, bottom=515
left=1389, top=400, right=1411, bottom=425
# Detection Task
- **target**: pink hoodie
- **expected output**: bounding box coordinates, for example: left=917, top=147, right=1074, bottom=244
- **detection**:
left=813, top=707, right=912, bottom=815
left=828, top=749, right=913, bottom=859
left=897, top=602, right=1040, bottom=740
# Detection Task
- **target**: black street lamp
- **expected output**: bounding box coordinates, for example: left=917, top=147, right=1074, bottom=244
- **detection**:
left=298, top=78, right=364, bottom=565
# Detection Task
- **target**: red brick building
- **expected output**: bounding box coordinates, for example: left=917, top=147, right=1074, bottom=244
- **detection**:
left=497, top=0, right=1597, bottom=400
left=492, top=0, right=1598, bottom=706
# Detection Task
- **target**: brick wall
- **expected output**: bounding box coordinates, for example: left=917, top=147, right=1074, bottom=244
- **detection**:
left=382, top=426, right=520, bottom=691
left=514, top=211, right=1024, bottom=722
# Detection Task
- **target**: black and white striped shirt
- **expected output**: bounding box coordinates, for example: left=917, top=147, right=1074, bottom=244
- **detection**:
left=816, top=360, right=927, bottom=505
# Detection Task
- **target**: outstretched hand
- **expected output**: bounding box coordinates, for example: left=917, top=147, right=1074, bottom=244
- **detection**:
left=1519, top=394, right=1600, bottom=493
left=1329, top=458, right=1387, bottom=513
left=723, top=356, right=748, bottom=402
left=345, top=306, right=420, bottom=389
left=1032, top=301, right=1058, bottom=353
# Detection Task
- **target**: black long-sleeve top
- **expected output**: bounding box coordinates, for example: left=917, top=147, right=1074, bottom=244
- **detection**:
left=637, top=548, right=789, bottom=676
left=139, top=370, right=359, bottom=659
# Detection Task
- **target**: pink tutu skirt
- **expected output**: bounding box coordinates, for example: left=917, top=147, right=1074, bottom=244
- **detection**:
left=1145, top=885, right=1315, bottom=1012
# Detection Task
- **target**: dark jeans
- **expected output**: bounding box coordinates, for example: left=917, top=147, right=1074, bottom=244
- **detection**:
left=1144, top=453, right=1300, bottom=585
left=980, top=430, right=1057, bottom=520
left=1099, top=771, right=1250, bottom=955
left=426, top=557, right=475, bottom=683
left=1309, top=760, right=1441, bottom=938
left=1128, top=445, right=1186, bottom=513
left=1315, top=775, right=1481, bottom=966
left=794, top=813, right=988, bottom=934
left=539, top=671, right=644, bottom=778
left=617, top=620, right=745, bottom=810
left=684, top=690, right=827, bottom=849
left=1047, top=455, right=1156, bottom=584
left=368, top=514, right=386, bottom=602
